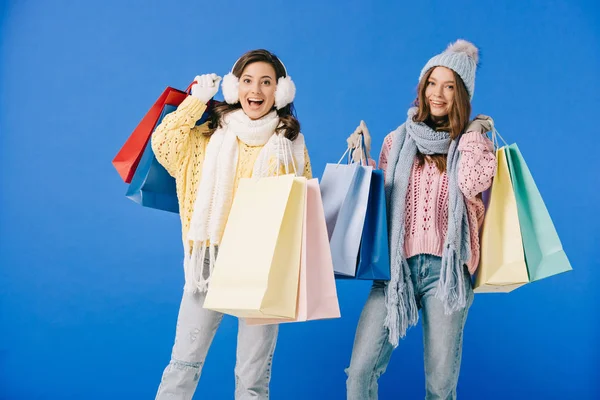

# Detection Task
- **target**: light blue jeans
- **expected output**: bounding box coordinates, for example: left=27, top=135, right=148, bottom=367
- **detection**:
left=155, top=255, right=279, bottom=400
left=346, top=254, right=474, bottom=400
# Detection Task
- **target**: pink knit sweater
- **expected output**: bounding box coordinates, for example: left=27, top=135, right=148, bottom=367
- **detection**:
left=378, top=131, right=496, bottom=274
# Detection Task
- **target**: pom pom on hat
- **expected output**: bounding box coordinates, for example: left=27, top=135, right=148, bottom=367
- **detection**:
left=446, top=39, right=479, bottom=64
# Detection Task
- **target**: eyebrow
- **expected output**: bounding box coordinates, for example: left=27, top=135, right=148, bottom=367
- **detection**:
left=428, top=77, right=455, bottom=84
left=242, top=74, right=274, bottom=80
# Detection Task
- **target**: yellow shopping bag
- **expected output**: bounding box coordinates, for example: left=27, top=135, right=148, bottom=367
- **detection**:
left=246, top=179, right=342, bottom=325
left=203, top=174, right=306, bottom=318
left=474, top=147, right=529, bottom=293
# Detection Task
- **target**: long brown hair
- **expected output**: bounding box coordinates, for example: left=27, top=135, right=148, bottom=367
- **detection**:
left=207, top=49, right=300, bottom=141
left=413, top=67, right=471, bottom=172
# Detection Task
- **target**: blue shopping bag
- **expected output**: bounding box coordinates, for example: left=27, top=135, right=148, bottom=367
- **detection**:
left=355, top=169, right=390, bottom=280
left=126, top=103, right=210, bottom=213
left=320, top=162, right=360, bottom=238
left=334, top=169, right=391, bottom=281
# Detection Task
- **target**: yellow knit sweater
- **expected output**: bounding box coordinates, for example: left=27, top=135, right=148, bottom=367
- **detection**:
left=152, top=96, right=313, bottom=241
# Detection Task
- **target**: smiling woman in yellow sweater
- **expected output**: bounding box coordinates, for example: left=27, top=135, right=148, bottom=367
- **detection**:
left=151, top=49, right=312, bottom=400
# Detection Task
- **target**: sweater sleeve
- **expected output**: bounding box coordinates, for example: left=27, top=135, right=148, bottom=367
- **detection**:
left=151, top=96, right=208, bottom=177
left=458, top=131, right=497, bottom=200
left=378, top=132, right=395, bottom=179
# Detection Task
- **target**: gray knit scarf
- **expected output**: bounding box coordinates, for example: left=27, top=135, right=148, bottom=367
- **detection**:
left=384, top=107, right=471, bottom=347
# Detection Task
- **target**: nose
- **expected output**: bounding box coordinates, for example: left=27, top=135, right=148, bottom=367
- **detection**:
left=251, top=81, right=262, bottom=94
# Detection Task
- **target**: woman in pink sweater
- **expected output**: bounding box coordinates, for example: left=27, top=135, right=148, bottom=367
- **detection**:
left=345, top=40, right=496, bottom=399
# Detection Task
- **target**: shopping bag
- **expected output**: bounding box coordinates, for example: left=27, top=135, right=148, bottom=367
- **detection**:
left=320, top=162, right=360, bottom=238
left=505, top=144, right=572, bottom=281
left=246, top=179, right=341, bottom=325
left=112, top=83, right=193, bottom=183
left=334, top=169, right=390, bottom=280
left=125, top=104, right=211, bottom=213
left=321, top=144, right=373, bottom=277
left=330, top=163, right=372, bottom=277
left=355, top=169, right=391, bottom=280
left=203, top=175, right=306, bottom=318
left=474, top=147, right=529, bottom=293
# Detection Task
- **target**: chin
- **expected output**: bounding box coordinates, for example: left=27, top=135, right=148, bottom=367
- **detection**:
left=240, top=107, right=257, bottom=119
left=430, top=110, right=450, bottom=118
left=247, top=111, right=264, bottom=120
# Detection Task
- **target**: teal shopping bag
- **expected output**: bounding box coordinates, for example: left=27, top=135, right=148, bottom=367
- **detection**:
left=505, top=144, right=572, bottom=281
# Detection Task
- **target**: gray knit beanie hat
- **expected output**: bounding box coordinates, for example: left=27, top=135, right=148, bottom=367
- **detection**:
left=419, top=39, right=479, bottom=99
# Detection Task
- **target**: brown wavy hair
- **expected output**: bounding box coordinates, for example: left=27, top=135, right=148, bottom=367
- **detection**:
left=206, top=49, right=300, bottom=141
left=412, top=67, right=471, bottom=172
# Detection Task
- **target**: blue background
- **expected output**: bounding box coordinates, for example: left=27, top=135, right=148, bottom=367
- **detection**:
left=1, top=0, right=599, bottom=399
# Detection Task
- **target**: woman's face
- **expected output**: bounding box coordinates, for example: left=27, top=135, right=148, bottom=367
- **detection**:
left=238, top=61, right=277, bottom=120
left=425, top=66, right=456, bottom=118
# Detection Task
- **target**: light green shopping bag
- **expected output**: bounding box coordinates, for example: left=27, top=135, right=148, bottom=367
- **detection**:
left=505, top=143, right=572, bottom=281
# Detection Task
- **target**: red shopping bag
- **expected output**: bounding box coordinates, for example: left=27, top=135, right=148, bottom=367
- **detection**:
left=112, top=83, right=194, bottom=183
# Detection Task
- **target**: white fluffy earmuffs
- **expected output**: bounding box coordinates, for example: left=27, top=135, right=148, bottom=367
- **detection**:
left=221, top=56, right=296, bottom=110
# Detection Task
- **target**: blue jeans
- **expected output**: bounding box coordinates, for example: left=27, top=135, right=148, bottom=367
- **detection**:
left=155, top=254, right=279, bottom=399
left=346, top=254, right=474, bottom=400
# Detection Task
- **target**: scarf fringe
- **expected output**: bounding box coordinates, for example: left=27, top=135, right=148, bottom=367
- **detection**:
left=384, top=252, right=419, bottom=348
left=434, top=245, right=468, bottom=315
left=183, top=240, right=212, bottom=294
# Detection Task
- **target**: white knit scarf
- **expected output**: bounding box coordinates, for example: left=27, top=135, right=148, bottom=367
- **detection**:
left=184, top=108, right=305, bottom=293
